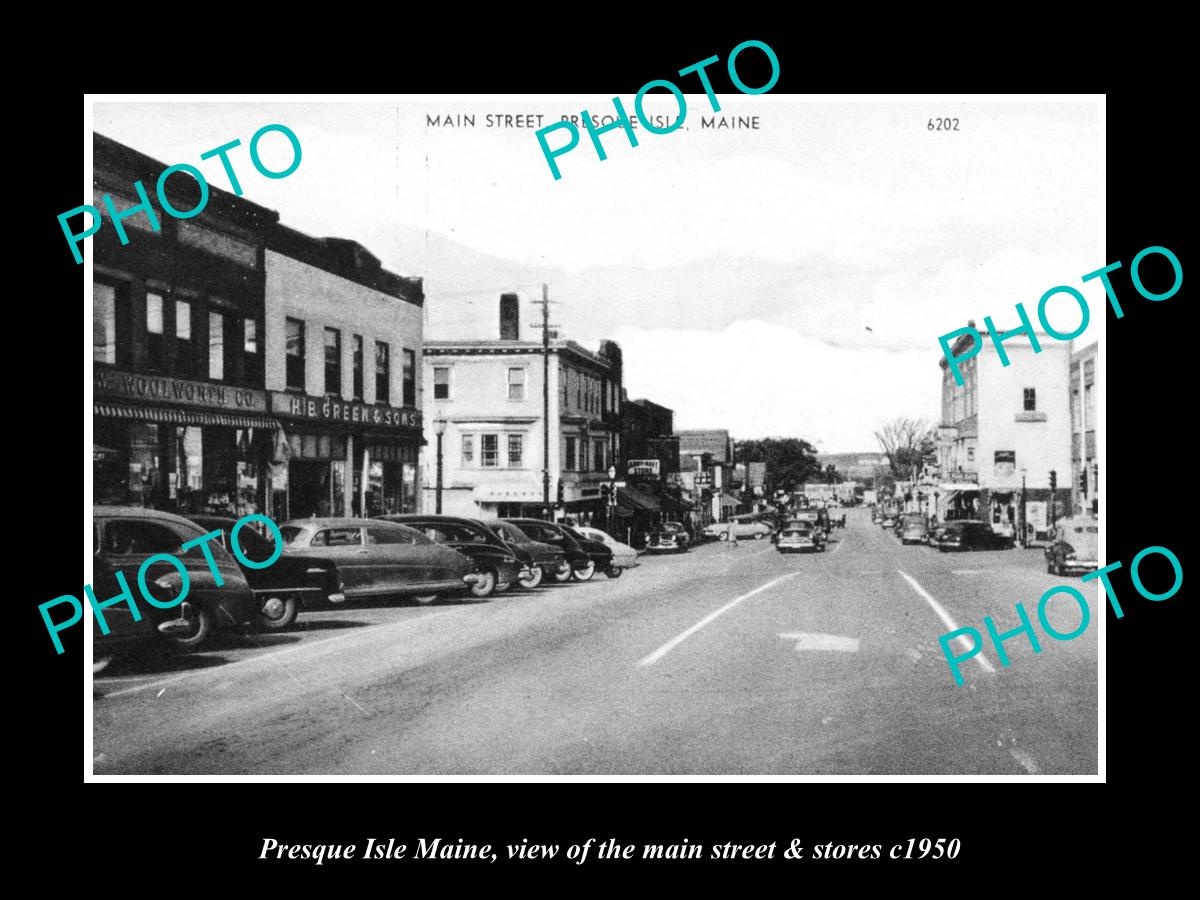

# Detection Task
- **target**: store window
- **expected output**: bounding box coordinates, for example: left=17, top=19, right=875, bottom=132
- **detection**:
left=352, top=335, right=364, bottom=400
left=94, top=283, right=117, bottom=364
left=481, top=434, right=499, bottom=467
left=1023, top=387, right=1036, bottom=411
left=324, top=327, right=342, bottom=396
left=564, top=436, right=576, bottom=471
left=286, top=317, right=305, bottom=390
left=403, top=348, right=416, bottom=406
left=375, top=341, right=390, bottom=405
left=244, top=319, right=260, bottom=385
left=209, top=311, right=224, bottom=381
left=433, top=367, right=450, bottom=400
left=508, top=367, right=525, bottom=401
left=967, top=446, right=975, bottom=462
left=146, top=293, right=164, bottom=370
left=508, top=434, right=523, bottom=467
left=461, top=435, right=474, bottom=465
left=175, top=300, right=194, bottom=377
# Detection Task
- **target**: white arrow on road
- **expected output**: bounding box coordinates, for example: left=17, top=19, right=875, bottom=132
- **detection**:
left=779, top=633, right=860, bottom=653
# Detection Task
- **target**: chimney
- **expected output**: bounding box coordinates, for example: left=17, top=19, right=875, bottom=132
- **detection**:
left=500, top=293, right=520, bottom=340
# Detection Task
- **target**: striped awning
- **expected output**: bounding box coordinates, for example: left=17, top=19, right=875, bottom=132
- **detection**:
left=94, top=402, right=280, bottom=430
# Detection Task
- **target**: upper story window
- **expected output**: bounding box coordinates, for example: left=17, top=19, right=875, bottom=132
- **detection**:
left=94, top=283, right=117, bottom=365
left=1023, top=388, right=1036, bottom=412
left=433, top=367, right=450, bottom=400
left=481, top=434, right=499, bottom=468
left=375, top=341, right=390, bottom=404
left=402, top=349, right=416, bottom=406
left=174, top=300, right=194, bottom=377
left=286, top=317, right=305, bottom=390
left=324, top=328, right=342, bottom=396
left=508, top=367, right=526, bottom=401
left=508, top=434, right=523, bottom=466
left=208, top=311, right=224, bottom=381
left=244, top=318, right=261, bottom=384
left=461, top=434, right=474, bottom=465
left=593, top=439, right=605, bottom=471
left=146, top=293, right=165, bottom=371
left=352, top=335, right=364, bottom=400
left=564, top=436, right=577, bottom=471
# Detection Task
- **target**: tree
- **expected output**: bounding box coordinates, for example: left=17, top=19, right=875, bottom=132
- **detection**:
left=875, top=417, right=937, bottom=478
left=735, top=438, right=821, bottom=495
left=823, top=464, right=841, bottom=484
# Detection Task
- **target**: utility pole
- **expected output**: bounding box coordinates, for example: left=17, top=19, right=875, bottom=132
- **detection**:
left=532, top=285, right=559, bottom=519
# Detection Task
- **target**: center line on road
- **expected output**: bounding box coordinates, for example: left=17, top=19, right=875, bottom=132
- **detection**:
left=950, top=570, right=984, bottom=575
left=638, top=573, right=801, bottom=667
left=896, top=570, right=996, bottom=674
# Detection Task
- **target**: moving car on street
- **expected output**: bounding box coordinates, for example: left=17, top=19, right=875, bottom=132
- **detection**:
left=378, top=514, right=528, bottom=598
left=279, top=518, right=480, bottom=604
left=646, top=521, right=691, bottom=553
left=783, top=518, right=826, bottom=549
left=187, top=514, right=342, bottom=631
left=93, top=506, right=259, bottom=653
left=777, top=524, right=821, bottom=553
left=483, top=520, right=567, bottom=588
left=898, top=515, right=930, bottom=545
left=1044, top=515, right=1099, bottom=576
left=931, top=520, right=1014, bottom=552
left=704, top=516, right=772, bottom=541
left=503, top=518, right=606, bottom=582
left=573, top=525, right=640, bottom=577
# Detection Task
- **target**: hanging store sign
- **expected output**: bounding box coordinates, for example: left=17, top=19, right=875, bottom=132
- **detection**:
left=627, top=459, right=661, bottom=476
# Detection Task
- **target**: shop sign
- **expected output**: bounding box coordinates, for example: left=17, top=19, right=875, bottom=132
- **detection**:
left=627, top=459, right=660, bottom=476
left=994, top=450, right=1016, bottom=478
left=95, top=368, right=267, bottom=411
left=271, top=392, right=422, bottom=431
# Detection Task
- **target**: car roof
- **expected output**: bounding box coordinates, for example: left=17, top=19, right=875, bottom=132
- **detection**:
left=93, top=506, right=208, bottom=528
left=280, top=517, right=408, bottom=529
left=379, top=514, right=485, bottom=527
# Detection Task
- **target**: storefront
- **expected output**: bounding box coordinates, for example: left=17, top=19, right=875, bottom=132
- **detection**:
left=93, top=369, right=275, bottom=516
left=268, top=392, right=423, bottom=521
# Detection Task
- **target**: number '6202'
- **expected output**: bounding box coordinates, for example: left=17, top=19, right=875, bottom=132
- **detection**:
left=928, top=117, right=960, bottom=131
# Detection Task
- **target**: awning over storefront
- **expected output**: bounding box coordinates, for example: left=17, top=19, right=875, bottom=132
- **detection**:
left=617, top=485, right=660, bottom=512
left=94, top=402, right=280, bottom=431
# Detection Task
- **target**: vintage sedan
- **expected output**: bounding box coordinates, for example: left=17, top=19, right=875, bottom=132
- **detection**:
left=646, top=521, right=692, bottom=553
left=503, top=518, right=604, bottom=582
left=932, top=520, right=1014, bottom=552
left=278, top=518, right=480, bottom=604
left=898, top=515, right=930, bottom=545
left=777, top=525, right=820, bottom=553
left=93, top=506, right=259, bottom=654
left=1044, top=516, right=1099, bottom=576
left=574, top=525, right=640, bottom=577
left=377, top=514, right=528, bottom=598
left=783, top=519, right=826, bottom=549
left=483, top=520, right=567, bottom=588
left=188, top=515, right=343, bottom=630
left=561, top=525, right=619, bottom=578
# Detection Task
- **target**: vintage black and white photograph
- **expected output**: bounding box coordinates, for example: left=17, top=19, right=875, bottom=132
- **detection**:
left=85, top=95, right=1102, bottom=776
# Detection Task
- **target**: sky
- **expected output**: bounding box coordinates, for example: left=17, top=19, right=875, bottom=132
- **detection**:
left=93, top=97, right=1102, bottom=452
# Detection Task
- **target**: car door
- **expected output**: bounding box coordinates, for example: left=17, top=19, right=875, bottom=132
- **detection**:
left=93, top=519, right=160, bottom=642
left=311, top=526, right=370, bottom=591
left=363, top=525, right=423, bottom=591
left=99, top=518, right=191, bottom=628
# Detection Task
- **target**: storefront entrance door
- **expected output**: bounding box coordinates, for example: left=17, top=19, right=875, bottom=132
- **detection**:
left=289, top=460, right=331, bottom=519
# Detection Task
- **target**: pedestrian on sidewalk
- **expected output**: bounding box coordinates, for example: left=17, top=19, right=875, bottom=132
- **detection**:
left=727, top=518, right=739, bottom=549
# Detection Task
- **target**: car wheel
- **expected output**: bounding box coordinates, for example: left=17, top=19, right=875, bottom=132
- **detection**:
left=257, top=596, right=299, bottom=631
left=494, top=578, right=513, bottom=593
left=518, top=565, right=544, bottom=589
left=166, top=607, right=213, bottom=651
left=572, top=560, right=597, bottom=581
left=553, top=561, right=574, bottom=583
left=718, top=531, right=729, bottom=541
left=413, top=594, right=438, bottom=605
left=606, top=566, right=623, bottom=578
left=471, top=569, right=497, bottom=598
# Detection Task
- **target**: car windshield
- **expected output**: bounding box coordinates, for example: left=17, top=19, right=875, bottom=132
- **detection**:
left=490, top=522, right=531, bottom=543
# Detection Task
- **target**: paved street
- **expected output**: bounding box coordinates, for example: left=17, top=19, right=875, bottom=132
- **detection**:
left=93, top=509, right=1097, bottom=775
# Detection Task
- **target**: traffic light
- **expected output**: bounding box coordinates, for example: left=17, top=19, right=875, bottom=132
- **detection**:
left=1049, top=469, right=1057, bottom=492
left=1079, top=468, right=1088, bottom=496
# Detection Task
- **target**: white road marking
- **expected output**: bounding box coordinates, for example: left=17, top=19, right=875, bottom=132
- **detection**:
left=638, top=573, right=801, bottom=667
left=896, top=570, right=996, bottom=674
left=1009, top=747, right=1041, bottom=774
left=858, top=570, right=882, bottom=575
left=950, top=570, right=984, bottom=575
left=779, top=632, right=859, bottom=652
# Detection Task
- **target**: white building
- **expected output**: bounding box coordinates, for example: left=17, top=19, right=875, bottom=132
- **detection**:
left=263, top=228, right=425, bottom=520
left=1069, top=343, right=1098, bottom=516
left=422, top=295, right=622, bottom=521
left=937, top=319, right=1072, bottom=539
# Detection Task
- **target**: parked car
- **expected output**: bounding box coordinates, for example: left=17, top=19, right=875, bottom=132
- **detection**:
left=377, top=514, right=528, bottom=598
left=777, top=524, right=821, bottom=553
left=561, top=525, right=618, bottom=579
left=646, top=521, right=692, bottom=553
left=898, top=515, right=930, bottom=545
left=187, top=514, right=343, bottom=631
left=503, top=518, right=603, bottom=582
left=931, top=520, right=1014, bottom=552
left=278, top=518, right=480, bottom=604
left=483, top=520, right=567, bottom=588
left=1044, top=516, right=1099, bottom=576
left=93, top=506, right=259, bottom=653
left=573, top=526, right=640, bottom=577
left=880, top=512, right=898, bottom=528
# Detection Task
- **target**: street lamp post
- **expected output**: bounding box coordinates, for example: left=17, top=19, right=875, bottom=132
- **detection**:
left=1019, top=467, right=1028, bottom=549
left=434, top=416, right=447, bottom=514
left=607, top=465, right=617, bottom=535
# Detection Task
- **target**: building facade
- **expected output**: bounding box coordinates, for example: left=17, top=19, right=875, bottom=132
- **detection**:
left=263, top=227, right=425, bottom=521
left=676, top=429, right=737, bottom=523
left=1069, top=342, right=1099, bottom=516
left=421, top=298, right=622, bottom=522
left=936, top=321, right=1072, bottom=539
left=92, top=134, right=279, bottom=516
